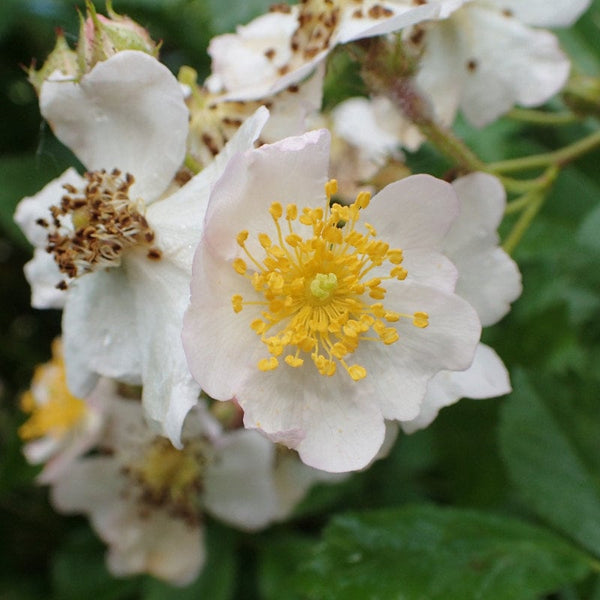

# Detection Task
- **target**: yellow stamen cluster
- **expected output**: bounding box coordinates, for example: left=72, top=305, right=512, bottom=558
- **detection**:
left=39, top=169, right=161, bottom=289
left=128, top=437, right=205, bottom=523
left=231, top=179, right=429, bottom=381
left=19, top=339, right=87, bottom=441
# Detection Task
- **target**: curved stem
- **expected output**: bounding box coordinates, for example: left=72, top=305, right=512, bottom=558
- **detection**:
left=506, top=107, right=578, bottom=126
left=488, top=129, right=600, bottom=174
left=501, top=166, right=558, bottom=252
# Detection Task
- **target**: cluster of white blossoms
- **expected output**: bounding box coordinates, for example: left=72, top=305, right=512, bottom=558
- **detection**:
left=14, top=0, right=586, bottom=585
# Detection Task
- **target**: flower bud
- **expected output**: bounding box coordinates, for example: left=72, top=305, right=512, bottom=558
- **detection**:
left=27, top=30, right=78, bottom=95
left=563, top=74, right=600, bottom=118
left=77, top=0, right=159, bottom=73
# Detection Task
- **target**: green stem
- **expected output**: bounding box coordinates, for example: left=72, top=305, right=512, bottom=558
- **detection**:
left=417, top=119, right=486, bottom=172
left=506, top=107, right=578, bottom=126
left=488, top=129, right=600, bottom=174
left=504, top=193, right=533, bottom=215
left=502, top=191, right=545, bottom=254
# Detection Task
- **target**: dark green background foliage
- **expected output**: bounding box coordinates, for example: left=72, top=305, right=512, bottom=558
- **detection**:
left=1, top=1, right=599, bottom=598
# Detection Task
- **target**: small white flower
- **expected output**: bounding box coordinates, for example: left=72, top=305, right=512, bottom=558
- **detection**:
left=182, top=129, right=481, bottom=472
left=14, top=49, right=270, bottom=445
left=206, top=0, right=441, bottom=101
left=408, top=0, right=590, bottom=127
left=401, top=172, right=522, bottom=433
left=50, top=397, right=280, bottom=585
left=19, top=338, right=105, bottom=484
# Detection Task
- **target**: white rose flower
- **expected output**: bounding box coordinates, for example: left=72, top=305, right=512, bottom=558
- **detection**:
left=182, top=129, right=481, bottom=472
left=50, top=397, right=280, bottom=586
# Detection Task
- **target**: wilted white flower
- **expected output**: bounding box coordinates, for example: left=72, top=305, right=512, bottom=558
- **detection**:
left=206, top=0, right=441, bottom=101
left=14, top=49, right=269, bottom=445
left=50, top=397, right=280, bottom=586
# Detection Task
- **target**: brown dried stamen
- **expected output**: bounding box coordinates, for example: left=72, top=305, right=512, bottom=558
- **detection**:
left=40, top=169, right=161, bottom=288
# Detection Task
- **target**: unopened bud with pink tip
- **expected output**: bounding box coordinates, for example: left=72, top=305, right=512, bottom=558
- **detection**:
left=77, top=0, right=160, bottom=73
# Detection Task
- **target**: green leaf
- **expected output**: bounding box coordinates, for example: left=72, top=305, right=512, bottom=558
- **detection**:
left=578, top=202, right=600, bottom=251
left=282, top=505, right=591, bottom=600
left=52, top=526, right=142, bottom=600
left=499, top=370, right=600, bottom=558
left=258, top=533, right=316, bottom=600
left=142, top=522, right=236, bottom=600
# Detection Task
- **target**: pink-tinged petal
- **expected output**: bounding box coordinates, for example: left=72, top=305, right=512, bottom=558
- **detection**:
left=401, top=343, right=511, bottom=433
left=458, top=6, right=570, bottom=126
left=446, top=173, right=522, bottom=326
left=23, top=250, right=66, bottom=309
left=367, top=174, right=459, bottom=250
left=203, top=128, right=330, bottom=261
left=183, top=248, right=268, bottom=401
left=62, top=269, right=142, bottom=398
left=355, top=282, right=481, bottom=421
left=238, top=366, right=386, bottom=473
left=14, top=168, right=84, bottom=248
left=40, top=51, right=188, bottom=203
left=204, top=429, right=279, bottom=530
left=486, top=0, right=591, bottom=27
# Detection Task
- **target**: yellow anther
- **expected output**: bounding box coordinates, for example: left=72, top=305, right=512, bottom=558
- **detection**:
left=368, top=287, right=386, bottom=300
left=258, top=357, right=279, bottom=371
left=323, top=226, right=343, bottom=244
left=391, top=266, right=408, bottom=280
left=233, top=258, right=247, bottom=274
left=388, top=249, right=403, bottom=264
left=355, top=190, right=371, bottom=209
left=270, top=202, right=283, bottom=219
left=348, top=364, right=367, bottom=381
left=371, top=303, right=386, bottom=318
left=380, top=327, right=399, bottom=345
left=284, top=355, right=304, bottom=367
left=365, top=223, right=377, bottom=237
left=286, top=204, right=298, bottom=220
left=251, top=318, right=267, bottom=334
left=285, top=233, right=302, bottom=247
left=384, top=311, right=400, bottom=322
left=413, top=312, right=429, bottom=328
left=258, top=233, right=272, bottom=249
left=237, top=230, right=249, bottom=246
left=325, top=179, right=338, bottom=200
left=231, top=294, right=244, bottom=313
